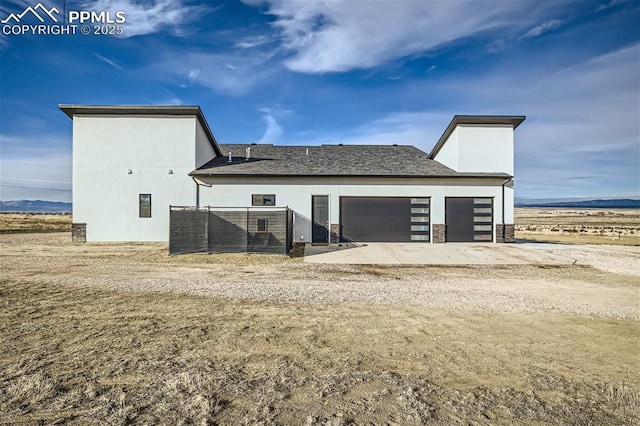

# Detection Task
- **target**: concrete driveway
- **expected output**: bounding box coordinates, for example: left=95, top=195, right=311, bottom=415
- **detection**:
left=303, top=242, right=578, bottom=265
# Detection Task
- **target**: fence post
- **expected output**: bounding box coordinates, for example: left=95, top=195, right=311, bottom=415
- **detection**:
left=246, top=207, right=249, bottom=253
left=286, top=207, right=290, bottom=254
left=206, top=205, right=210, bottom=253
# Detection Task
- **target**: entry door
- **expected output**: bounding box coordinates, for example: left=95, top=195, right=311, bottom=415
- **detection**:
left=312, top=195, right=329, bottom=243
left=445, top=198, right=475, bottom=242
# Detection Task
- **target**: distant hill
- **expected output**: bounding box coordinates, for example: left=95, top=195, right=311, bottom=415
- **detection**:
left=515, top=199, right=640, bottom=208
left=0, top=200, right=72, bottom=213
left=2, top=198, right=638, bottom=212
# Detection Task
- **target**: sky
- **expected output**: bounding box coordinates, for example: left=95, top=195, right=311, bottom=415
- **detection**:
left=0, top=0, right=638, bottom=203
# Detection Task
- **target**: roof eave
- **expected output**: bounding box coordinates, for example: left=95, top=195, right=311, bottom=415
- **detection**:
left=428, top=115, right=526, bottom=159
left=188, top=172, right=512, bottom=179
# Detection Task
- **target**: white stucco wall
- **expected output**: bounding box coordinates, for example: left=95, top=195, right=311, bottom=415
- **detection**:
left=457, top=125, right=514, bottom=175
left=432, top=127, right=459, bottom=171
left=197, top=176, right=511, bottom=243
left=504, top=185, right=514, bottom=223
left=73, top=115, right=202, bottom=241
left=195, top=121, right=216, bottom=169
left=434, top=124, right=514, bottom=175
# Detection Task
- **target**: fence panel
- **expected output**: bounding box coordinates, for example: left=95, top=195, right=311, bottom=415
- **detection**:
left=247, top=209, right=288, bottom=254
left=169, top=207, right=208, bottom=255
left=208, top=210, right=249, bottom=253
left=169, top=206, right=292, bottom=255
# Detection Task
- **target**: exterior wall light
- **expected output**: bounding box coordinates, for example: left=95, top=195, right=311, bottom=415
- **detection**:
left=168, top=169, right=173, bottom=174
left=127, top=169, right=133, bottom=174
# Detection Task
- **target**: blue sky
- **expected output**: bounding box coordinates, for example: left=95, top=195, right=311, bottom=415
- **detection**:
left=0, top=0, right=638, bottom=203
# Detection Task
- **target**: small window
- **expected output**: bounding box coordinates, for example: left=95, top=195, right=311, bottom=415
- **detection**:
left=474, top=216, right=492, bottom=223
left=474, top=198, right=492, bottom=205
left=139, top=194, right=151, bottom=218
left=411, top=198, right=430, bottom=205
left=474, top=234, right=492, bottom=241
left=474, top=207, right=492, bottom=214
left=257, top=218, right=268, bottom=232
left=252, top=194, right=276, bottom=206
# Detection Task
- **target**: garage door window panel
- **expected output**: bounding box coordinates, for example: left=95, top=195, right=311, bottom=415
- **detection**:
left=473, top=198, right=493, bottom=241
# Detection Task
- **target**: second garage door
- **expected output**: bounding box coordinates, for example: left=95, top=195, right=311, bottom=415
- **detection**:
left=340, top=197, right=430, bottom=242
left=445, top=197, right=494, bottom=242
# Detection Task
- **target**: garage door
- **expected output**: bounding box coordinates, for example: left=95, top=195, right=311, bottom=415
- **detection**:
left=445, top=197, right=493, bottom=242
left=340, top=197, right=430, bottom=242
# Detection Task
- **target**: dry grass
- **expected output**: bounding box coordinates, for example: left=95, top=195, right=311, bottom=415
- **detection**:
left=515, top=208, right=640, bottom=246
left=0, top=213, right=72, bottom=234
left=1, top=213, right=639, bottom=424
left=1, top=279, right=638, bottom=425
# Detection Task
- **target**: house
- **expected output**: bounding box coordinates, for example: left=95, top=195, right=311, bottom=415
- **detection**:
left=60, top=105, right=524, bottom=244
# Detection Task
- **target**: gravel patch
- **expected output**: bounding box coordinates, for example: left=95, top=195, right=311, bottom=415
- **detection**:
left=2, top=233, right=638, bottom=319
left=544, top=245, right=640, bottom=275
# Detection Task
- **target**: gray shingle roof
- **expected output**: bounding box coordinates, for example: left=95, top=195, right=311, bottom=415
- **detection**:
left=191, top=144, right=510, bottom=178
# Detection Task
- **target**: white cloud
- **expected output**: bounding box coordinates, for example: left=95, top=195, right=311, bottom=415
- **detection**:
left=81, top=0, right=209, bottom=38
left=188, top=68, right=200, bottom=82
left=0, top=134, right=72, bottom=202
left=151, top=50, right=278, bottom=96
left=324, top=44, right=640, bottom=199
left=94, top=53, right=123, bottom=70
left=485, top=39, right=507, bottom=53
left=258, top=113, right=283, bottom=143
left=244, top=0, right=576, bottom=73
left=293, top=110, right=452, bottom=153
left=235, top=35, right=271, bottom=49
left=597, top=0, right=627, bottom=11
left=157, top=89, right=183, bottom=105
left=520, top=19, right=562, bottom=40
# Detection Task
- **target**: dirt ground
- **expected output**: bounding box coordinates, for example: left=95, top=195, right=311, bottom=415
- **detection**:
left=1, top=230, right=639, bottom=424
left=2, top=210, right=640, bottom=424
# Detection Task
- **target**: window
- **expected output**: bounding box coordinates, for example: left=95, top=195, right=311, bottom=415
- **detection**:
left=411, top=207, right=429, bottom=214
left=139, top=194, right=151, bottom=218
left=257, top=218, right=268, bottom=232
left=252, top=194, right=276, bottom=206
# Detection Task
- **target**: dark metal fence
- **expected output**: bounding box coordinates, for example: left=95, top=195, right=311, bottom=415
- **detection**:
left=169, top=206, right=293, bottom=255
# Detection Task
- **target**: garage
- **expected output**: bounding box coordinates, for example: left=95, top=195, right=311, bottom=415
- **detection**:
left=340, top=197, right=430, bottom=242
left=445, top=197, right=493, bottom=242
